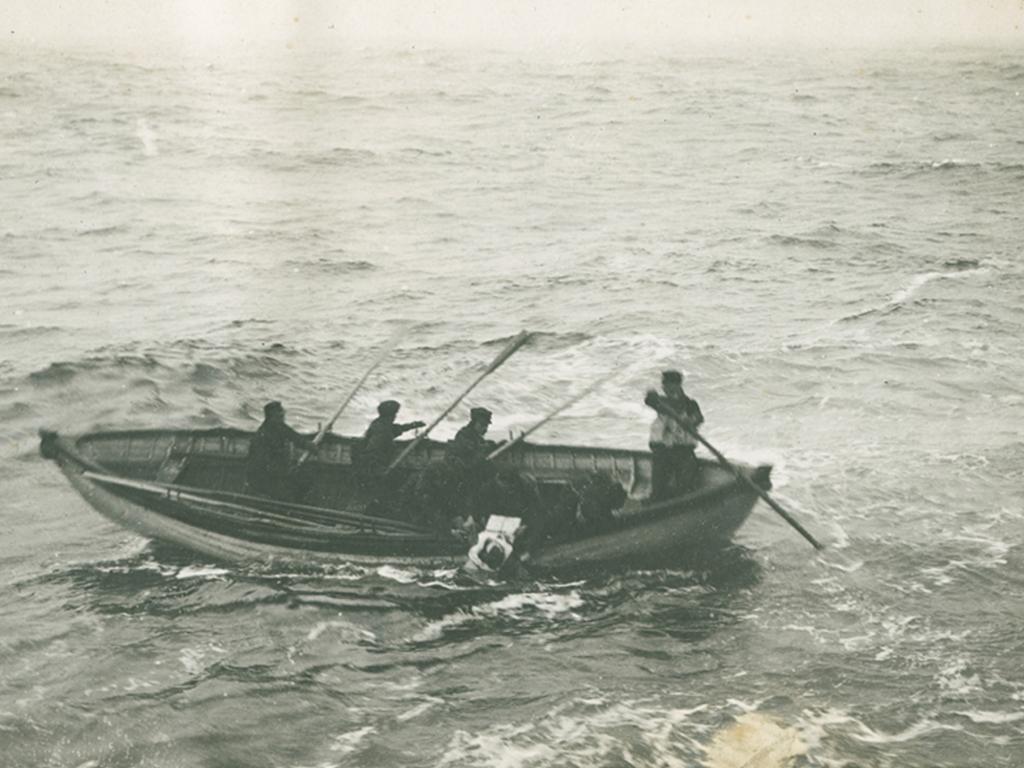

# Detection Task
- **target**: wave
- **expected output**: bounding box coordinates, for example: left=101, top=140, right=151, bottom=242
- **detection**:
left=28, top=361, right=85, bottom=385
left=28, top=354, right=167, bottom=386
left=997, top=63, right=1024, bottom=81
left=283, top=257, right=377, bottom=275
left=839, top=263, right=990, bottom=322
left=858, top=160, right=1024, bottom=179
left=0, top=324, right=61, bottom=339
left=765, top=234, right=838, bottom=250
left=307, top=145, right=379, bottom=166
left=242, top=145, right=378, bottom=171
left=888, top=265, right=988, bottom=305
left=931, top=131, right=972, bottom=143
left=0, top=400, right=35, bottom=420
left=183, top=352, right=299, bottom=383
left=78, top=224, right=126, bottom=237
left=398, top=146, right=452, bottom=158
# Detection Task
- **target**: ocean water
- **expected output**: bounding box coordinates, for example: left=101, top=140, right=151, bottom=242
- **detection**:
left=2, top=41, right=1023, bottom=767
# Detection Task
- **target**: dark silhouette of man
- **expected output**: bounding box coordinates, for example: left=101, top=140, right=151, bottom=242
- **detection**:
left=245, top=401, right=314, bottom=501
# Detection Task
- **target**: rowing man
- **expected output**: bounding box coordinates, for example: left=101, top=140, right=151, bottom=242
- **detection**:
left=355, top=400, right=425, bottom=488
left=245, top=401, right=315, bottom=501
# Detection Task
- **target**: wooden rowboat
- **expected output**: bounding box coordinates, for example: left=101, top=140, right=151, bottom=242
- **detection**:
left=39, top=428, right=771, bottom=575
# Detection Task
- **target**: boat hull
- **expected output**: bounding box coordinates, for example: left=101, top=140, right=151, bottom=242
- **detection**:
left=40, top=428, right=769, bottom=575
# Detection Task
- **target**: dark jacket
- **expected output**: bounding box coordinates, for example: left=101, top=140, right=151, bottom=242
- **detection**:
left=246, top=419, right=309, bottom=482
left=358, top=417, right=420, bottom=473
left=446, top=423, right=492, bottom=469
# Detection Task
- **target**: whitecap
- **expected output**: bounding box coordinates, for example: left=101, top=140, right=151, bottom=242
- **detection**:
left=305, top=620, right=377, bottom=643
left=376, top=564, right=419, bottom=583
left=888, top=266, right=990, bottom=305
left=329, top=725, right=376, bottom=755
left=410, top=610, right=475, bottom=643
left=438, top=698, right=712, bottom=768
left=954, top=710, right=1024, bottom=724
left=850, top=718, right=962, bottom=744
left=178, top=647, right=206, bottom=676
left=396, top=697, right=444, bottom=722
left=411, top=591, right=584, bottom=642
left=937, top=658, right=983, bottom=696
left=819, top=554, right=863, bottom=573
left=175, top=565, right=230, bottom=580
left=483, top=590, right=585, bottom=618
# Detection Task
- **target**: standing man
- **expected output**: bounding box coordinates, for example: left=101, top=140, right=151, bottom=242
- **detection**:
left=647, top=370, right=704, bottom=500
left=355, top=400, right=424, bottom=487
left=245, top=401, right=315, bottom=501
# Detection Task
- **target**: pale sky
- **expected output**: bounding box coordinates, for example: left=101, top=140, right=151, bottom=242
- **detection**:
left=5, top=0, right=1023, bottom=50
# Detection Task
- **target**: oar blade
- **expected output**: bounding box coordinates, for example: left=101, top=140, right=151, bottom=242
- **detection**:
left=644, top=391, right=824, bottom=551
left=484, top=330, right=532, bottom=375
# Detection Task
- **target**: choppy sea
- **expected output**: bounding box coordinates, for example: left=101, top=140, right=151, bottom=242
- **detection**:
left=2, top=41, right=1023, bottom=767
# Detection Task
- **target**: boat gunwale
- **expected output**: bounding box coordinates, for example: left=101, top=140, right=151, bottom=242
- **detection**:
left=71, top=426, right=656, bottom=462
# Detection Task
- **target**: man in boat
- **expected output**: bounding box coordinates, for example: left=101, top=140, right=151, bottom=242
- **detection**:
left=245, top=400, right=316, bottom=501
left=443, top=406, right=500, bottom=529
left=354, top=400, right=425, bottom=489
left=647, top=369, right=704, bottom=500
left=447, top=406, right=496, bottom=471
left=406, top=407, right=498, bottom=535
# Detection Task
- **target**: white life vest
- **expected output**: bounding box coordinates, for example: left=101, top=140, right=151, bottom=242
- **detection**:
left=649, top=412, right=697, bottom=447
left=466, top=515, right=524, bottom=573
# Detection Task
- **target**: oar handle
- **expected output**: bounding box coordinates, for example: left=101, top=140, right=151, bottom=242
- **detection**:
left=645, top=391, right=824, bottom=551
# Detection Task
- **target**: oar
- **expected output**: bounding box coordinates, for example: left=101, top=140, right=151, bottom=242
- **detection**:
left=486, top=376, right=611, bottom=461
left=644, top=391, right=825, bottom=550
left=385, top=330, right=532, bottom=474
left=296, top=325, right=409, bottom=467
left=83, top=471, right=432, bottom=534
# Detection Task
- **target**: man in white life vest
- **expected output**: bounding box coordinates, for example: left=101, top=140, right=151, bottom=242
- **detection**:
left=648, top=369, right=704, bottom=500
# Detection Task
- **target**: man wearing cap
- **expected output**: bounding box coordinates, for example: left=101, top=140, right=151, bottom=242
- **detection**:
left=447, top=407, right=495, bottom=469
left=648, top=370, right=704, bottom=500
left=441, top=407, right=500, bottom=528
left=245, top=401, right=316, bottom=500
left=355, top=400, right=425, bottom=486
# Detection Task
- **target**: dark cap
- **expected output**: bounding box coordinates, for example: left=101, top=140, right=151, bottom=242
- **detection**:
left=661, top=369, right=683, bottom=384
left=378, top=400, right=400, bottom=416
left=264, top=400, right=284, bottom=417
left=470, top=407, right=492, bottom=423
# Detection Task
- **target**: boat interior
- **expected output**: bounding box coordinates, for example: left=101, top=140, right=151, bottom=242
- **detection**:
left=73, top=428, right=667, bottom=514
